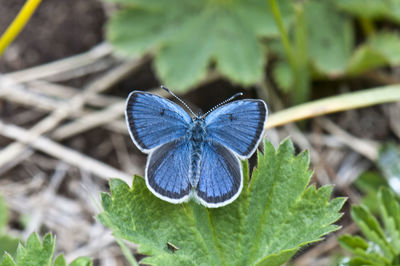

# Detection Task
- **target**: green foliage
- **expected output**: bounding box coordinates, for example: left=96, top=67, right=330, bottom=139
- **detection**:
left=353, top=143, right=400, bottom=213
left=99, top=139, right=345, bottom=265
left=273, top=61, right=293, bottom=93
left=335, top=0, right=400, bottom=23
left=0, top=236, right=19, bottom=263
left=339, top=187, right=400, bottom=265
left=347, top=32, right=400, bottom=75
left=354, top=172, right=389, bottom=214
left=304, top=0, right=354, bottom=75
left=378, top=143, right=400, bottom=194
left=0, top=232, right=92, bottom=266
left=106, top=0, right=294, bottom=91
left=0, top=196, right=19, bottom=262
left=0, top=196, right=7, bottom=231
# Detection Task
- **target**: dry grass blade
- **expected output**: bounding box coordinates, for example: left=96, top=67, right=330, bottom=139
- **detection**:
left=266, top=85, right=400, bottom=129
left=317, top=118, right=379, bottom=161
left=0, top=57, right=147, bottom=171
left=4, top=42, right=112, bottom=82
left=52, top=101, right=125, bottom=140
left=0, top=121, right=132, bottom=183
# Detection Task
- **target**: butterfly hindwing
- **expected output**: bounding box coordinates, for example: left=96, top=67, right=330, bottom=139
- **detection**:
left=205, top=100, right=267, bottom=158
left=146, top=139, right=192, bottom=203
left=195, top=141, right=242, bottom=208
left=125, top=91, right=191, bottom=152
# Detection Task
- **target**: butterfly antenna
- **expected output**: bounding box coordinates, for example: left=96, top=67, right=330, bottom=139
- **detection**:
left=202, top=92, right=243, bottom=118
left=161, top=85, right=197, bottom=117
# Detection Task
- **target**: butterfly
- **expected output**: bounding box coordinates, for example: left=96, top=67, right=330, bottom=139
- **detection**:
left=125, top=86, right=268, bottom=208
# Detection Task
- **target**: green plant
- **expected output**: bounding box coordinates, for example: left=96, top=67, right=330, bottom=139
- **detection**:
left=339, top=187, right=400, bottom=265
left=105, top=0, right=400, bottom=103
left=0, top=197, right=92, bottom=265
left=272, top=0, right=400, bottom=96
left=353, top=143, right=400, bottom=213
left=0, top=196, right=19, bottom=262
left=99, top=139, right=346, bottom=265
left=0, top=233, right=92, bottom=266
left=105, top=0, right=294, bottom=91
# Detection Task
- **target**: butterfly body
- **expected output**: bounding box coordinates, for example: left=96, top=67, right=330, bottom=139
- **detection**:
left=125, top=90, right=267, bottom=208
left=187, top=118, right=206, bottom=187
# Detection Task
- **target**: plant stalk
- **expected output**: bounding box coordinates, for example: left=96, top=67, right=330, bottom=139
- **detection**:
left=268, top=0, right=296, bottom=68
left=266, top=85, right=400, bottom=129
left=0, top=0, right=42, bottom=56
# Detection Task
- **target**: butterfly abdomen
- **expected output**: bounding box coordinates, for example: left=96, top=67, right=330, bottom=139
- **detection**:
left=188, top=119, right=207, bottom=187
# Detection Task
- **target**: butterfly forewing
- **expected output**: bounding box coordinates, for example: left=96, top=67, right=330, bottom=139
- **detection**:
left=125, top=91, right=191, bottom=152
left=205, top=100, right=267, bottom=158
left=146, top=139, right=192, bottom=203
left=195, top=141, right=242, bottom=208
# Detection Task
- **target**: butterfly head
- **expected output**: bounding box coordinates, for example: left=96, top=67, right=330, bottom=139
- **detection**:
left=161, top=85, right=243, bottom=120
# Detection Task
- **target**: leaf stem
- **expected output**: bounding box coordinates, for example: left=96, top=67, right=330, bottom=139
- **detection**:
left=115, top=238, right=139, bottom=266
left=0, top=0, right=42, bottom=57
left=268, top=0, right=296, bottom=68
left=359, top=17, right=375, bottom=37
left=292, top=4, right=310, bottom=104
left=266, top=85, right=400, bottom=129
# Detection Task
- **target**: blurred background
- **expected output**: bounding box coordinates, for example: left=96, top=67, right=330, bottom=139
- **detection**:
left=0, top=0, right=400, bottom=265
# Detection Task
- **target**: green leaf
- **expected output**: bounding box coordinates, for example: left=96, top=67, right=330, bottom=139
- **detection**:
left=15, top=233, right=55, bottom=266
left=304, top=0, right=354, bottom=75
left=99, top=139, right=345, bottom=265
left=0, top=196, right=7, bottom=231
left=377, top=143, right=400, bottom=195
left=0, top=232, right=93, bottom=266
left=106, top=0, right=294, bottom=91
left=69, top=257, right=93, bottom=266
left=346, top=46, right=387, bottom=75
left=335, top=0, right=400, bottom=24
left=378, top=187, right=400, bottom=254
left=354, top=171, right=389, bottom=213
left=0, top=253, right=16, bottom=266
left=347, top=32, right=400, bottom=75
left=272, top=60, right=293, bottom=93
left=339, top=187, right=400, bottom=265
left=0, top=235, right=20, bottom=262
left=54, top=254, right=67, bottom=266
left=0, top=195, right=21, bottom=262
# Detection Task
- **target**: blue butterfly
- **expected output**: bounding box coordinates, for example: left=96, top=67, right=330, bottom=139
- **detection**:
left=125, top=86, right=267, bottom=208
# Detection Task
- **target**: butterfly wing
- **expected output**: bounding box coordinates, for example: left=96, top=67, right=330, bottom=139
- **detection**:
left=205, top=100, right=267, bottom=159
left=195, top=141, right=242, bottom=208
left=146, top=139, right=192, bottom=203
left=125, top=91, right=192, bottom=153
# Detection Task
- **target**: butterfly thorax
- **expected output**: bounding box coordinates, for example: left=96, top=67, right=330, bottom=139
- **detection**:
left=187, top=118, right=207, bottom=187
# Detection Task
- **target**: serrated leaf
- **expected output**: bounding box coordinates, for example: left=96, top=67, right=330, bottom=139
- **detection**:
left=335, top=0, right=400, bottom=24
left=0, top=253, right=16, bottom=266
left=106, top=0, right=294, bottom=91
left=379, top=187, right=400, bottom=253
left=340, top=187, right=400, bottom=265
left=99, top=139, right=345, bottom=265
left=0, top=235, right=20, bottom=262
left=15, top=233, right=55, bottom=266
left=304, top=0, right=354, bottom=75
left=0, top=232, right=93, bottom=266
